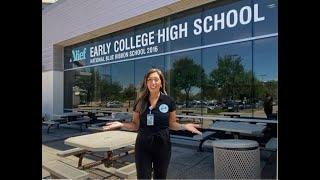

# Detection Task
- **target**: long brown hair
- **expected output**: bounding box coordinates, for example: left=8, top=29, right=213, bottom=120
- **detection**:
left=134, top=68, right=167, bottom=115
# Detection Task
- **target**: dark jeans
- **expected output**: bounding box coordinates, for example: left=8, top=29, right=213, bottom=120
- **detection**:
left=264, top=108, right=273, bottom=119
left=267, top=113, right=277, bottom=120
left=135, top=128, right=171, bottom=179
left=266, top=114, right=272, bottom=119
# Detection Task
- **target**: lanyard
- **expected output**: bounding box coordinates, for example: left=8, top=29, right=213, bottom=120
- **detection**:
left=149, top=106, right=153, bottom=114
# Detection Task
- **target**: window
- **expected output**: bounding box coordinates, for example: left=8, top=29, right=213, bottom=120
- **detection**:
left=253, top=0, right=278, bottom=36
left=253, top=37, right=278, bottom=118
left=202, top=0, right=252, bottom=45
left=110, top=61, right=135, bottom=111
left=166, top=50, right=202, bottom=114
left=202, top=42, right=252, bottom=115
left=168, top=7, right=202, bottom=51
left=134, top=56, right=165, bottom=89
left=63, top=0, right=277, bottom=122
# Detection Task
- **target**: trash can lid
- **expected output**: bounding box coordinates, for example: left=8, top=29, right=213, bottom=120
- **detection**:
left=212, top=139, right=259, bottom=149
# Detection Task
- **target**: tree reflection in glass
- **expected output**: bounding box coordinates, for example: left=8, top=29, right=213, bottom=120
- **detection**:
left=169, top=57, right=205, bottom=108
left=209, top=55, right=253, bottom=103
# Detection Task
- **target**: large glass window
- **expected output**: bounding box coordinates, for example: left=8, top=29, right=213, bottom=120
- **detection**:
left=168, top=7, right=202, bottom=51
left=134, top=19, right=165, bottom=57
left=110, top=61, right=135, bottom=111
left=65, top=67, right=99, bottom=109
left=202, top=0, right=252, bottom=45
left=63, top=0, right=278, bottom=124
left=253, top=0, right=278, bottom=36
left=95, top=65, right=111, bottom=109
left=108, top=27, right=135, bottom=62
left=165, top=50, right=202, bottom=115
left=134, top=56, right=165, bottom=89
left=253, top=37, right=278, bottom=118
left=64, top=70, right=76, bottom=110
left=202, top=42, right=253, bottom=116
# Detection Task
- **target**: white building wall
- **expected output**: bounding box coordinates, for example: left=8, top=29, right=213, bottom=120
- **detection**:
left=52, top=71, right=64, bottom=117
left=42, top=71, right=63, bottom=119
left=42, top=71, right=52, bottom=117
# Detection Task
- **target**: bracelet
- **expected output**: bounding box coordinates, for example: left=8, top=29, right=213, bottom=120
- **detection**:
left=179, top=124, right=186, bottom=130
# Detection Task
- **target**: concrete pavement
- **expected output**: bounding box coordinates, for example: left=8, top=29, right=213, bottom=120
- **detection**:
left=42, top=125, right=276, bottom=179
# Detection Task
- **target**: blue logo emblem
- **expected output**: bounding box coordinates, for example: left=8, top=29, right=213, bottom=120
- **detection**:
left=159, top=104, right=169, bottom=113
left=70, top=48, right=87, bottom=62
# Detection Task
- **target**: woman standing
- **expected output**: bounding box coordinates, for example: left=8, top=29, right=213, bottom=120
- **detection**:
left=263, top=93, right=273, bottom=119
left=103, top=68, right=201, bottom=179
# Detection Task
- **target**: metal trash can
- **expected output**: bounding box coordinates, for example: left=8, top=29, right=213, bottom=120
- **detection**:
left=212, top=139, right=260, bottom=179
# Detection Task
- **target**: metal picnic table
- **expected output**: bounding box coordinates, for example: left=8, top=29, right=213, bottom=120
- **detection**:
left=64, top=130, right=137, bottom=169
left=175, top=115, right=277, bottom=151
left=208, top=121, right=267, bottom=138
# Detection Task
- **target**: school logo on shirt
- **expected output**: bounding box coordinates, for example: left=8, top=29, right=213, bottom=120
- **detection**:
left=159, top=104, right=169, bottom=113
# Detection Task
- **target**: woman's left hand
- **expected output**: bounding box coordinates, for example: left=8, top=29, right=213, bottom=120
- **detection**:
left=185, top=123, right=202, bottom=135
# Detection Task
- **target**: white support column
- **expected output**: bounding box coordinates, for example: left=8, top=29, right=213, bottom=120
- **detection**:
left=42, top=70, right=64, bottom=120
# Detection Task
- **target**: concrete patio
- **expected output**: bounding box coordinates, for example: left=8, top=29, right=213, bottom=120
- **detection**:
left=42, top=125, right=277, bottom=179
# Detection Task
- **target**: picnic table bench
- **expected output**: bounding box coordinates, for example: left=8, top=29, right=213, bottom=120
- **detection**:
left=57, top=147, right=88, bottom=157
left=44, top=158, right=136, bottom=179
left=64, top=131, right=137, bottom=169
left=181, top=110, right=195, bottom=115
left=66, top=117, right=90, bottom=131
left=56, top=147, right=89, bottom=167
left=260, top=137, right=277, bottom=164
left=176, top=115, right=202, bottom=124
left=43, top=113, right=90, bottom=132
left=43, top=121, right=58, bottom=133
left=42, top=160, right=90, bottom=179
left=192, top=120, right=269, bottom=151
left=261, top=137, right=277, bottom=152
left=192, top=129, right=238, bottom=152
left=265, top=137, right=277, bottom=150
left=42, top=118, right=67, bottom=133
left=223, top=113, right=241, bottom=118
left=208, top=121, right=267, bottom=138
left=193, top=131, right=216, bottom=152
left=114, top=163, right=137, bottom=179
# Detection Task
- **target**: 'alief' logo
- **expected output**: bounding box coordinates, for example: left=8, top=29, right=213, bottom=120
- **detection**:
left=70, top=48, right=87, bottom=62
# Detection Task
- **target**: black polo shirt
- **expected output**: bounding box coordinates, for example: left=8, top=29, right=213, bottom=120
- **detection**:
left=134, top=93, right=176, bottom=132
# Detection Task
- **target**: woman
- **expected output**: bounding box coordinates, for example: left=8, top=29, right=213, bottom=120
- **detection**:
left=103, top=68, right=202, bottom=179
left=263, top=93, right=273, bottom=119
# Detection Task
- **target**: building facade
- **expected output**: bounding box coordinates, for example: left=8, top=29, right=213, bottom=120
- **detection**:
left=42, top=0, right=278, bottom=120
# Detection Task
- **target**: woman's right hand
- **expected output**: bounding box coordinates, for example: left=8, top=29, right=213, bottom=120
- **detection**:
left=102, top=121, right=123, bottom=131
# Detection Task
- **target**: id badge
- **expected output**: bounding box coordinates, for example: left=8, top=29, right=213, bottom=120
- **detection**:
left=147, top=114, right=154, bottom=126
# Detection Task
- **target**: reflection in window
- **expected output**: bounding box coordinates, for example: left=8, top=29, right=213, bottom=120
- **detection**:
left=202, top=0, right=252, bottom=45
left=62, top=0, right=277, bottom=121
left=79, top=68, right=99, bottom=107
left=202, top=42, right=252, bottom=116
left=111, top=61, right=134, bottom=89
left=166, top=50, right=203, bottom=114
left=111, top=61, right=135, bottom=111
left=168, top=7, right=201, bottom=51
left=96, top=65, right=111, bottom=108
left=134, top=56, right=165, bottom=89
left=64, top=70, right=76, bottom=109
left=134, top=19, right=165, bottom=56
left=253, top=37, right=277, bottom=119
left=68, top=68, right=97, bottom=108
left=253, top=0, right=278, bottom=36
